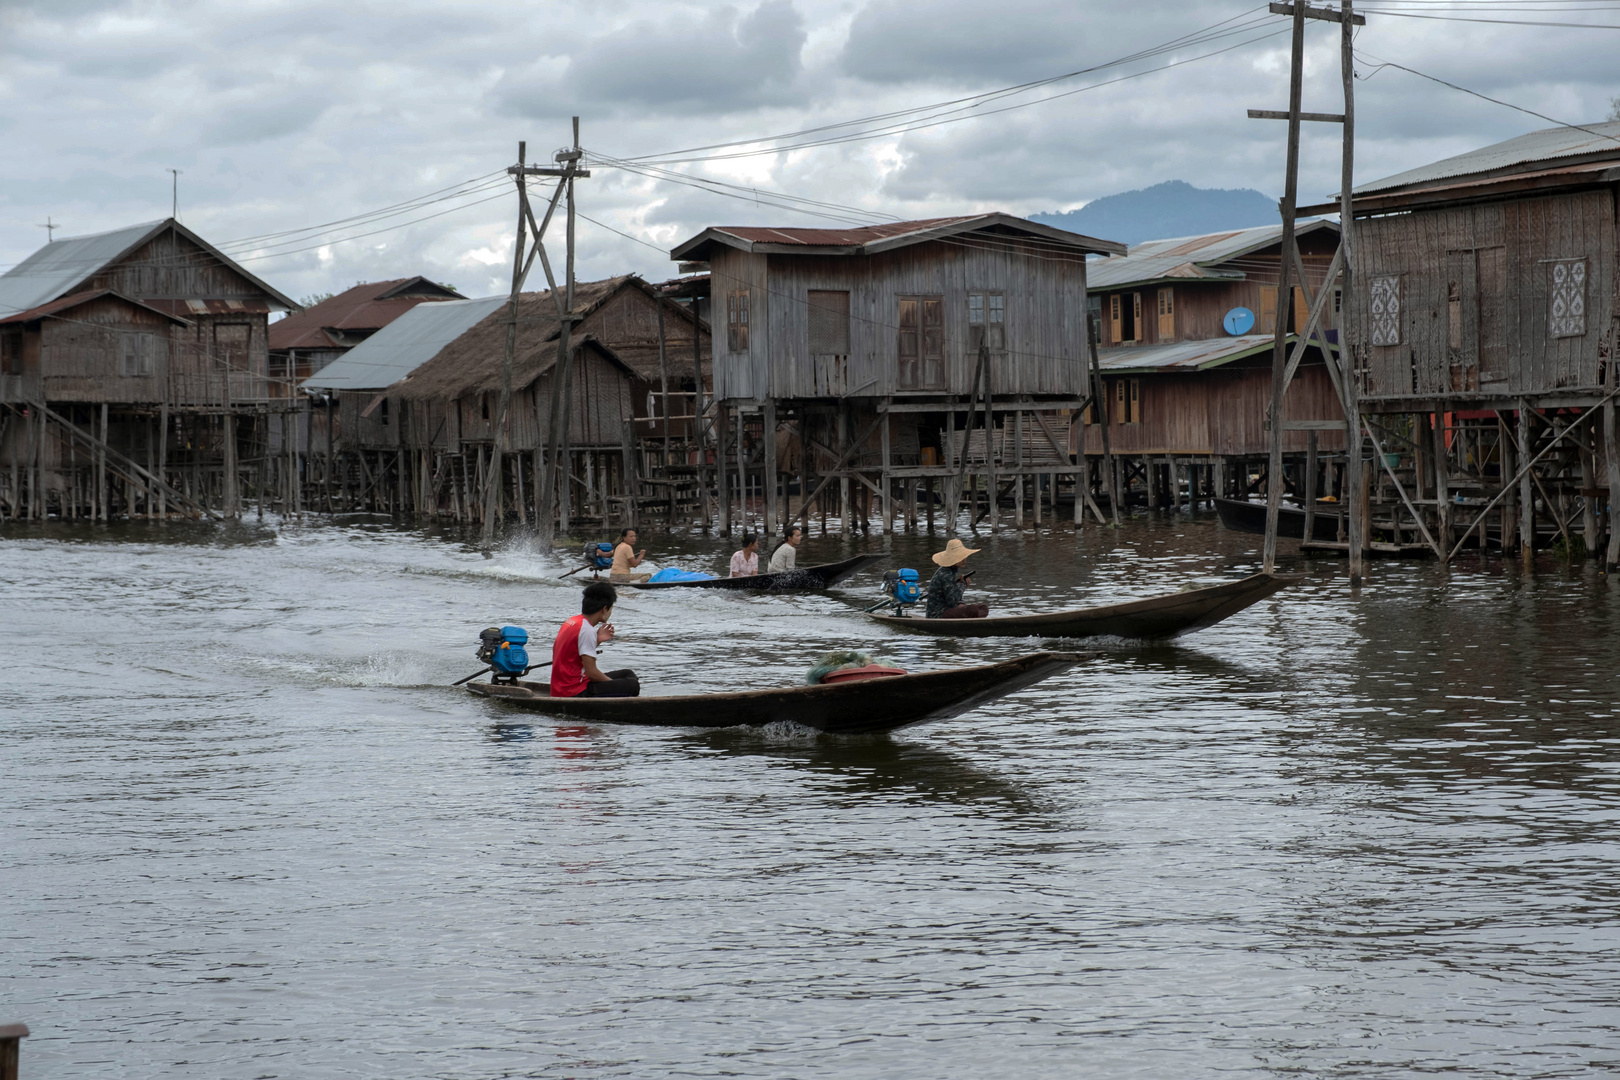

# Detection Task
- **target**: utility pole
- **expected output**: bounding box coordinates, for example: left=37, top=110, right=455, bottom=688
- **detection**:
left=36, top=217, right=57, bottom=243
left=1338, top=0, right=1365, bottom=587
left=482, top=121, right=589, bottom=549
left=168, top=169, right=182, bottom=220
left=1249, top=1, right=1364, bottom=574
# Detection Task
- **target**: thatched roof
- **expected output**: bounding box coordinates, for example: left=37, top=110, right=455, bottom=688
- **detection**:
left=392, top=277, right=633, bottom=402
left=390, top=275, right=710, bottom=401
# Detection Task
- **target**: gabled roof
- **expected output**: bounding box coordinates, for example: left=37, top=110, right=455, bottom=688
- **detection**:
left=1355, top=119, right=1620, bottom=197
left=269, top=276, right=463, bottom=352
left=1087, top=220, right=1339, bottom=292
left=670, top=213, right=1124, bottom=261
left=392, top=277, right=642, bottom=402
left=0, top=288, right=194, bottom=327
left=0, top=218, right=297, bottom=317
left=301, top=295, right=508, bottom=391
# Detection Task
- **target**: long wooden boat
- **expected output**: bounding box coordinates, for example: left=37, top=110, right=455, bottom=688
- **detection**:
left=1215, top=496, right=1343, bottom=541
left=866, top=571, right=1299, bottom=640
left=466, top=651, right=1082, bottom=734
left=625, top=553, right=883, bottom=592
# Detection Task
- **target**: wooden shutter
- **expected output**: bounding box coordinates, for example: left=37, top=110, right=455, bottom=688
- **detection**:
left=1129, top=379, right=1140, bottom=424
left=1109, top=294, right=1122, bottom=344
left=921, top=297, right=945, bottom=389
left=987, top=293, right=1005, bottom=350
left=897, top=298, right=919, bottom=390
left=1477, top=247, right=1506, bottom=373
left=1157, top=287, right=1174, bottom=341
left=1131, top=293, right=1143, bottom=342
left=727, top=291, right=750, bottom=352
left=1292, top=287, right=1308, bottom=333
left=1259, top=286, right=1278, bottom=333
left=807, top=290, right=849, bottom=355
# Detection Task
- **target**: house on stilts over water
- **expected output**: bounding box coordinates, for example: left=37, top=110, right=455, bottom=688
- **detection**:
left=1302, top=118, right=1620, bottom=564
left=0, top=218, right=296, bottom=521
left=668, top=214, right=1124, bottom=536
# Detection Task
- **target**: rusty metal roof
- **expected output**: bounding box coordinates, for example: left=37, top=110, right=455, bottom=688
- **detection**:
left=301, top=295, right=506, bottom=392
left=269, top=277, right=462, bottom=351
left=1087, top=220, right=1338, bottom=292
left=1095, top=334, right=1283, bottom=373
left=0, top=288, right=194, bottom=327
left=1354, top=119, right=1620, bottom=197
left=670, top=213, right=1124, bottom=261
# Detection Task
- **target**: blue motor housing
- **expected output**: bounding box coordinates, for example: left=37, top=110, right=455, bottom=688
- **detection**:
left=479, top=625, right=530, bottom=677
left=884, top=568, right=922, bottom=605
left=584, top=542, right=613, bottom=570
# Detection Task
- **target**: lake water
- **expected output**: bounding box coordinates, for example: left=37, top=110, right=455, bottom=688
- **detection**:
left=4, top=511, right=1620, bottom=1078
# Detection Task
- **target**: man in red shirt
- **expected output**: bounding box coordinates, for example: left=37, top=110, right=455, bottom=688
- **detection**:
left=551, top=582, right=640, bottom=697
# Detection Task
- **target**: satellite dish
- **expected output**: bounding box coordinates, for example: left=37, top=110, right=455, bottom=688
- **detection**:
left=1224, top=307, right=1256, bottom=336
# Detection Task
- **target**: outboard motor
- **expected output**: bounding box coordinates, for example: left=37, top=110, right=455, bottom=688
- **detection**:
left=877, top=568, right=922, bottom=616
left=583, top=543, right=613, bottom=573
left=477, top=625, right=530, bottom=683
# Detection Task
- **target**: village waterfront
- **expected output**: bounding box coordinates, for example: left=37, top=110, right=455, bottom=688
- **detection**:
left=5, top=513, right=1620, bottom=1078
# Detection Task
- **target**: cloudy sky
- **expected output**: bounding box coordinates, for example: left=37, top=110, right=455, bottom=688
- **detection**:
left=2, top=0, right=1616, bottom=304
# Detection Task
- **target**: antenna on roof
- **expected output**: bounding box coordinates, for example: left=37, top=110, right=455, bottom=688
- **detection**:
left=37, top=216, right=57, bottom=243
left=167, top=168, right=182, bottom=220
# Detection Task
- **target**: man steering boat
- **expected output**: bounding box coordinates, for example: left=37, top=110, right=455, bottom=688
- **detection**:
left=925, top=538, right=989, bottom=619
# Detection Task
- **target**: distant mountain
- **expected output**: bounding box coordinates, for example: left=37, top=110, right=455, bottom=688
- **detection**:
left=1029, top=180, right=1279, bottom=248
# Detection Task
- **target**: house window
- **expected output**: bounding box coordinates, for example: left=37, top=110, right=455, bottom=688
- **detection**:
left=481, top=394, right=489, bottom=420
left=1112, top=378, right=1140, bottom=424
left=0, top=330, right=22, bottom=376
left=1369, top=275, right=1402, bottom=346
left=968, top=292, right=1005, bottom=354
left=379, top=397, right=389, bottom=426
left=1156, top=288, right=1174, bottom=341
left=897, top=295, right=945, bottom=390
left=1260, top=286, right=1309, bottom=335
left=727, top=290, right=750, bottom=352
left=1548, top=258, right=1587, bottom=338
left=807, top=289, right=849, bottom=355
left=120, top=332, right=155, bottom=377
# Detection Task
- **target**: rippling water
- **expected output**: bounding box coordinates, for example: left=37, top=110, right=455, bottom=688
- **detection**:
left=5, top=512, right=1620, bottom=1078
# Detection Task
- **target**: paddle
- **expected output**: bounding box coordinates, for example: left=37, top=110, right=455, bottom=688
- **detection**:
left=557, top=565, right=590, bottom=580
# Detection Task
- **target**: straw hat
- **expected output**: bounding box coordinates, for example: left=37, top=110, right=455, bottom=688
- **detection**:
left=931, top=538, right=981, bottom=566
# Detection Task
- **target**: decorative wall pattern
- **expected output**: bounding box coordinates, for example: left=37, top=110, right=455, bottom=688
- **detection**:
left=1548, top=258, right=1586, bottom=338
left=1369, top=275, right=1401, bottom=347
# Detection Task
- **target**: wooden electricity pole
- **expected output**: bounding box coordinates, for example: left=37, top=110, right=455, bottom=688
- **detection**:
left=483, top=120, right=588, bottom=549
left=1249, top=1, right=1364, bottom=574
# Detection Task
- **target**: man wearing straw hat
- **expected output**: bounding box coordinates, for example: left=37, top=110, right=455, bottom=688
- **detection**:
left=924, top=538, right=989, bottom=619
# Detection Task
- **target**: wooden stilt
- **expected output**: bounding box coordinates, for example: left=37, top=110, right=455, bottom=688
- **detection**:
left=1519, top=402, right=1535, bottom=567
left=880, top=403, right=892, bottom=534
left=763, top=399, right=777, bottom=537
left=1303, top=431, right=1318, bottom=541
left=1606, top=400, right=1620, bottom=571
left=925, top=475, right=935, bottom=532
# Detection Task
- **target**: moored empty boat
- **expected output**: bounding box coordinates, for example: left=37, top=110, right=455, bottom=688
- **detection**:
left=866, top=571, right=1299, bottom=640
left=465, top=651, right=1082, bottom=734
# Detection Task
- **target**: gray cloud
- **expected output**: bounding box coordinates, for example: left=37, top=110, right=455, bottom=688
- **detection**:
left=2, top=0, right=1618, bottom=306
left=496, top=1, right=809, bottom=119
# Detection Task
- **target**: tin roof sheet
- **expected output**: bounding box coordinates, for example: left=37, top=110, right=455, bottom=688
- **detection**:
left=671, top=213, right=1124, bottom=261
left=1354, top=119, right=1620, bottom=195
left=1094, top=334, right=1282, bottom=372
left=301, top=295, right=507, bottom=391
left=1087, top=220, right=1337, bottom=291
left=0, top=288, right=193, bottom=327
left=269, top=277, right=462, bottom=351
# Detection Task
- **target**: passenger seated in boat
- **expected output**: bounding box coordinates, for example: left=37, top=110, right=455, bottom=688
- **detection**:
left=551, top=583, right=640, bottom=698
left=610, top=528, right=650, bottom=583
left=729, top=533, right=760, bottom=577
left=767, top=525, right=802, bottom=573
left=925, top=538, right=989, bottom=619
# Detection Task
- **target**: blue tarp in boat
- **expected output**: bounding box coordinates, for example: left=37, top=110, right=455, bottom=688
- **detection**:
left=647, top=567, right=716, bottom=583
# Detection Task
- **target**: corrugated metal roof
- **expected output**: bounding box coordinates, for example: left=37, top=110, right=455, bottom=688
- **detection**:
left=269, top=277, right=462, bottom=351
left=301, top=296, right=507, bottom=391
left=671, top=212, right=1124, bottom=261
left=0, top=220, right=166, bottom=317
left=1095, top=334, right=1281, bottom=372
left=1087, top=220, right=1337, bottom=291
left=1355, top=119, right=1620, bottom=195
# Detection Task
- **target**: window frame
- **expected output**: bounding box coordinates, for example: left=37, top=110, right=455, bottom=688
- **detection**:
left=727, top=290, right=750, bottom=353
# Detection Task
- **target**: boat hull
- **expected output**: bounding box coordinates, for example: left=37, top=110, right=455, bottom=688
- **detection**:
left=466, top=651, right=1082, bottom=734
left=1215, top=497, right=1343, bottom=541
left=866, top=572, right=1299, bottom=640
left=626, top=553, right=883, bottom=592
